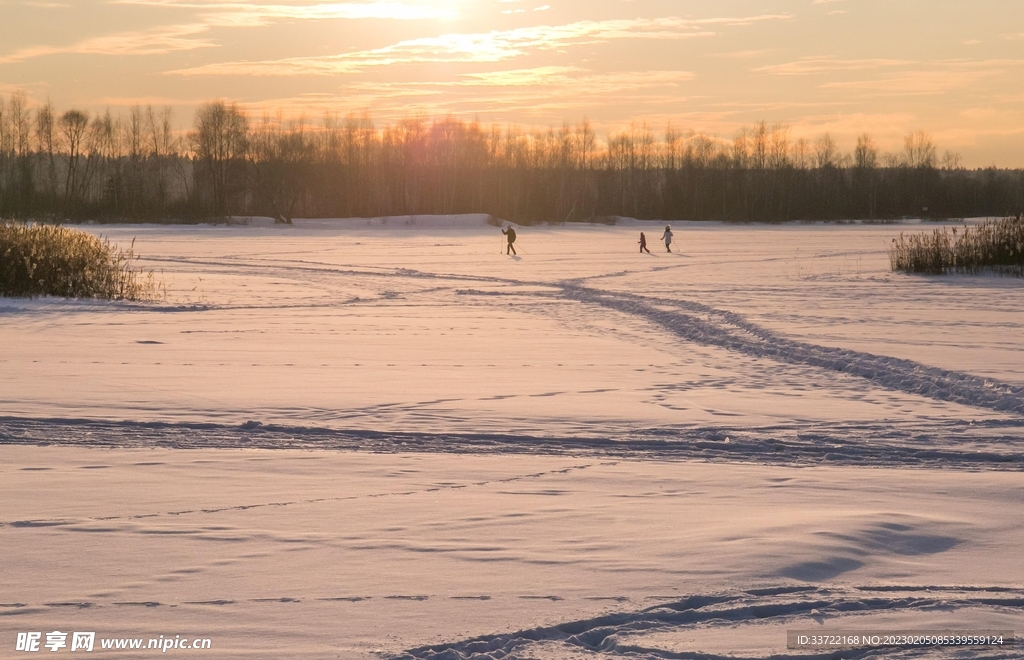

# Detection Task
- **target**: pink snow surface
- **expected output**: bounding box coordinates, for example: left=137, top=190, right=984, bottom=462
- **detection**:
left=2, top=218, right=1023, bottom=658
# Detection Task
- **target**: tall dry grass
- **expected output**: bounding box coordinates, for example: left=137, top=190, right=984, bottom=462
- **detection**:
left=0, top=223, right=155, bottom=299
left=889, top=216, right=1024, bottom=276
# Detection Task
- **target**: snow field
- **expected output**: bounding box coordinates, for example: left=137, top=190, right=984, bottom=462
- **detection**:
left=2, top=218, right=1023, bottom=658
left=3, top=446, right=1023, bottom=658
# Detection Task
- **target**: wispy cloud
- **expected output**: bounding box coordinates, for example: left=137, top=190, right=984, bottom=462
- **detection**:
left=0, top=23, right=215, bottom=64
left=820, top=71, right=978, bottom=96
left=0, top=2, right=458, bottom=65
left=168, top=14, right=789, bottom=76
left=821, top=62, right=1024, bottom=96
left=461, top=65, right=583, bottom=87
left=754, top=57, right=911, bottom=75
left=460, top=66, right=694, bottom=90
left=90, top=95, right=210, bottom=107
left=0, top=81, right=53, bottom=96
left=755, top=57, right=1024, bottom=97
left=116, top=1, right=460, bottom=24
left=238, top=67, right=696, bottom=122
left=714, top=49, right=775, bottom=60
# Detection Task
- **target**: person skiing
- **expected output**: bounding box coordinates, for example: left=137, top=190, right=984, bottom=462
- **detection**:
left=502, top=225, right=517, bottom=255
left=639, top=232, right=650, bottom=253
left=661, top=225, right=673, bottom=253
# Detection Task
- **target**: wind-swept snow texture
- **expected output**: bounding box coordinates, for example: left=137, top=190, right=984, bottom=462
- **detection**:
left=2, top=220, right=1023, bottom=658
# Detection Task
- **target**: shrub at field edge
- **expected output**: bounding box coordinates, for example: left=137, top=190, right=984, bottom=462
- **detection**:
left=0, top=222, right=156, bottom=299
left=889, top=216, right=1024, bottom=276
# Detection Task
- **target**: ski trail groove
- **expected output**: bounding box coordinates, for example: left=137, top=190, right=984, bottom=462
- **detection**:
left=559, top=284, right=1024, bottom=417
left=2, top=416, right=1023, bottom=469
left=394, top=587, right=1024, bottom=659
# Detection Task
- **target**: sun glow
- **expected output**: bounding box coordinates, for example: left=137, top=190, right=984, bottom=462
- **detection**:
left=115, top=1, right=461, bottom=22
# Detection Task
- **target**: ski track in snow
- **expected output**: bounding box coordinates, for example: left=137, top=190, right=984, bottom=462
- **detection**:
left=13, top=253, right=1024, bottom=416
left=3, top=261, right=1024, bottom=469
left=395, top=587, right=1024, bottom=659
left=145, top=254, right=1024, bottom=417
left=2, top=415, right=1024, bottom=469
left=4, top=232, right=1023, bottom=659
left=558, top=285, right=1024, bottom=416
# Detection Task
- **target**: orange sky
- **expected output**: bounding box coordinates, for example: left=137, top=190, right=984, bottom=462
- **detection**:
left=2, top=0, right=1023, bottom=166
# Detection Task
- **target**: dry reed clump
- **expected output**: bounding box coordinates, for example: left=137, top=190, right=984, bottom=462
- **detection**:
left=889, top=216, right=1024, bottom=276
left=0, top=222, right=156, bottom=299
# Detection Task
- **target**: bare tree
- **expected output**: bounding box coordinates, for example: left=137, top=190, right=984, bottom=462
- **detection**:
left=10, top=91, right=32, bottom=157
left=8, top=91, right=35, bottom=214
left=576, top=118, right=595, bottom=170
left=852, top=133, right=879, bottom=218
left=814, top=133, right=839, bottom=169
left=904, top=130, right=936, bottom=168
left=769, top=123, right=789, bottom=169
left=690, top=132, right=716, bottom=168
left=664, top=123, right=680, bottom=171
left=125, top=105, right=144, bottom=160
left=146, top=105, right=176, bottom=213
left=791, top=137, right=811, bottom=170
left=750, top=121, right=769, bottom=170
left=732, top=128, right=750, bottom=169
left=0, top=96, right=7, bottom=156
left=854, top=133, right=878, bottom=169
left=557, top=122, right=575, bottom=170
left=190, top=101, right=248, bottom=215
left=146, top=106, right=175, bottom=157
left=249, top=114, right=314, bottom=223
left=59, top=109, right=91, bottom=211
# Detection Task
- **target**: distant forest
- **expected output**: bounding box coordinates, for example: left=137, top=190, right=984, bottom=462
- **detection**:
left=1, top=93, right=1022, bottom=224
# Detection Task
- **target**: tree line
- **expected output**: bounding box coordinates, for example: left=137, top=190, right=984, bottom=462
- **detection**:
left=1, top=93, right=1022, bottom=224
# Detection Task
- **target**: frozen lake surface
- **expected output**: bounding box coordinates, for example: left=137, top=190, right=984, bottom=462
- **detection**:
left=2, top=217, right=1023, bottom=658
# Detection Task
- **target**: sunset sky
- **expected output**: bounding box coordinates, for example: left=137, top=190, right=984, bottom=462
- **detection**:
left=2, top=0, right=1023, bottom=166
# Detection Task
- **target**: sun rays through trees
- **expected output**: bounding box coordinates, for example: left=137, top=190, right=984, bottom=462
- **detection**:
left=0, top=95, right=1022, bottom=223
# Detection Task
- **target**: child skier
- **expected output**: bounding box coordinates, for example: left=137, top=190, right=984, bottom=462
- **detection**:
left=639, top=232, right=650, bottom=253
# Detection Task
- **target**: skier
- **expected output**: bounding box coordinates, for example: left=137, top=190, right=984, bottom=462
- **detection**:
left=502, top=225, right=517, bottom=255
left=639, top=232, right=650, bottom=253
left=661, top=225, right=673, bottom=253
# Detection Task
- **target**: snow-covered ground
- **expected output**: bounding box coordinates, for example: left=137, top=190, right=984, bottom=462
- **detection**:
left=2, top=217, right=1022, bottom=658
